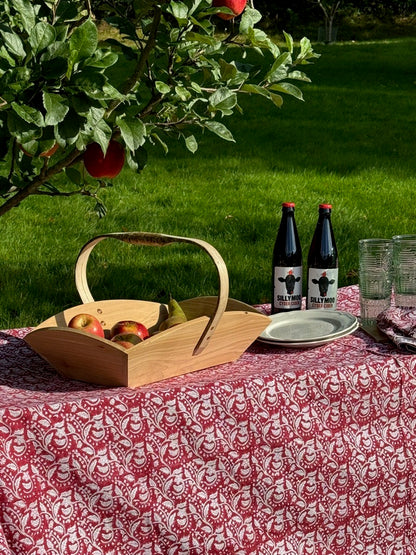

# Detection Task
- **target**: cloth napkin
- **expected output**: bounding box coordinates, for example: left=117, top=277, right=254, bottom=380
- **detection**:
left=377, top=307, right=416, bottom=354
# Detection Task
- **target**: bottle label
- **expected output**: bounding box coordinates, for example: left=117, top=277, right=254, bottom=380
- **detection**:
left=307, top=268, right=338, bottom=309
left=273, top=266, right=303, bottom=310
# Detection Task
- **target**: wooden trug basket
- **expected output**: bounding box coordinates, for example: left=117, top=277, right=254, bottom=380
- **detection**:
left=25, top=232, right=270, bottom=388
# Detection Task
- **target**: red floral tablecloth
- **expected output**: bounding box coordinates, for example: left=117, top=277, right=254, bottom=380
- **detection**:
left=0, top=285, right=415, bottom=554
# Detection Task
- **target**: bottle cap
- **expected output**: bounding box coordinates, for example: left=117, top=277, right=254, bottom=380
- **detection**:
left=319, top=203, right=332, bottom=209
left=282, top=202, right=295, bottom=208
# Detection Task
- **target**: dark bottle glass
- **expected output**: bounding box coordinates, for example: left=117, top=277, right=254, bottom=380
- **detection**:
left=272, top=202, right=303, bottom=314
left=306, top=203, right=338, bottom=309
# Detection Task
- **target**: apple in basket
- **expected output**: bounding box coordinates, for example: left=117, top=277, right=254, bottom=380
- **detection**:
left=68, top=313, right=105, bottom=337
left=110, top=320, right=149, bottom=340
left=111, top=333, right=143, bottom=349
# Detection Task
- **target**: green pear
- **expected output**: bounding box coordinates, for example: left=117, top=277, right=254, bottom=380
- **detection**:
left=159, top=298, right=187, bottom=331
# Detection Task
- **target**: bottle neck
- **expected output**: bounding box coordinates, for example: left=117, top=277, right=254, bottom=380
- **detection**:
left=273, top=207, right=301, bottom=264
left=284, top=212, right=297, bottom=257
left=320, top=215, right=333, bottom=257
left=308, top=210, right=337, bottom=265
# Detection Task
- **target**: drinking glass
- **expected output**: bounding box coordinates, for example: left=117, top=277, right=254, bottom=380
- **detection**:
left=393, top=234, right=416, bottom=309
left=358, top=239, right=393, bottom=326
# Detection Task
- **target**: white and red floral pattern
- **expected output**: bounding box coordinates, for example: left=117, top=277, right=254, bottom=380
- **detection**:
left=0, top=286, right=415, bottom=554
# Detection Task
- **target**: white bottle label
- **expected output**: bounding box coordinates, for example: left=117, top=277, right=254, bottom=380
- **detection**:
left=307, top=268, right=338, bottom=309
left=273, top=266, right=303, bottom=310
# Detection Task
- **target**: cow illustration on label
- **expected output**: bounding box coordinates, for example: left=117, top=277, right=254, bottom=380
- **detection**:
left=278, top=269, right=301, bottom=295
left=307, top=268, right=338, bottom=309
left=312, top=271, right=335, bottom=297
left=273, top=266, right=303, bottom=311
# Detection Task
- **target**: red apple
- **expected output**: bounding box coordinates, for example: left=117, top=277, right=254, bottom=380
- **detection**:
left=212, top=0, right=247, bottom=20
left=110, top=320, right=149, bottom=340
left=68, top=313, right=105, bottom=338
left=111, top=333, right=143, bottom=349
left=83, top=140, right=125, bottom=178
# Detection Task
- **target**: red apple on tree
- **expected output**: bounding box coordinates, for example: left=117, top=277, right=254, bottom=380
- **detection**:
left=111, top=333, right=143, bottom=349
left=83, top=140, right=125, bottom=179
left=110, top=320, right=149, bottom=340
left=212, top=0, right=247, bottom=20
left=68, top=313, right=105, bottom=337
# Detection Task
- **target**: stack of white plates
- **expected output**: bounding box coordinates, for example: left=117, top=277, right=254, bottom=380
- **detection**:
left=257, top=309, right=358, bottom=348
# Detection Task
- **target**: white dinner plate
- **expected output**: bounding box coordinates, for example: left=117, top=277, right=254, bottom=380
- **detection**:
left=257, top=309, right=358, bottom=348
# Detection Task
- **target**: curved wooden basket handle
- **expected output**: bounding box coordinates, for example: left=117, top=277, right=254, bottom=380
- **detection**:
left=75, top=232, right=229, bottom=356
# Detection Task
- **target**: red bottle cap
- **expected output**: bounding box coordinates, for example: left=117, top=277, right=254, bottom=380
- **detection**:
left=282, top=202, right=295, bottom=207
left=319, top=203, right=332, bottom=209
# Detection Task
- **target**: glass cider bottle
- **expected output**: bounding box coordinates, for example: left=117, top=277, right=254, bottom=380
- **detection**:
left=272, top=202, right=303, bottom=314
left=306, top=203, right=338, bottom=309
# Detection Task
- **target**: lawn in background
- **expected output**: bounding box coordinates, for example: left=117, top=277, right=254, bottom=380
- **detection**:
left=1, top=38, right=415, bottom=328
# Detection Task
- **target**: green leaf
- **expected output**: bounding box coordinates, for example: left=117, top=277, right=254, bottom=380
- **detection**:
left=12, top=0, right=37, bottom=35
left=126, top=146, right=148, bottom=172
left=211, top=6, right=235, bottom=19
left=151, top=132, right=168, bottom=154
left=269, top=92, right=283, bottom=108
left=185, top=32, right=221, bottom=48
left=298, top=37, right=318, bottom=62
left=239, top=7, right=263, bottom=35
left=7, top=111, right=42, bottom=143
left=43, top=92, right=69, bottom=125
left=19, top=139, right=38, bottom=156
left=88, top=51, right=118, bottom=69
left=57, top=109, right=86, bottom=143
left=11, top=103, right=44, bottom=127
left=55, top=0, right=82, bottom=23
left=283, top=31, right=294, bottom=54
left=101, top=83, right=125, bottom=101
left=175, top=86, right=191, bottom=101
left=287, top=70, right=311, bottom=83
left=116, top=117, right=146, bottom=151
left=185, top=134, right=198, bottom=153
left=0, top=45, right=16, bottom=68
left=65, top=167, right=82, bottom=186
left=86, top=107, right=106, bottom=126
left=269, top=82, right=304, bottom=101
left=0, top=29, right=26, bottom=59
left=0, top=67, right=32, bottom=94
left=191, top=82, right=202, bottom=94
left=209, top=88, right=237, bottom=115
left=265, top=52, right=292, bottom=82
left=92, top=120, right=112, bottom=153
left=240, top=83, right=270, bottom=98
left=41, top=41, right=69, bottom=62
left=69, top=19, right=98, bottom=65
left=29, top=22, right=56, bottom=56
left=219, top=59, right=237, bottom=82
left=247, top=28, right=279, bottom=57
left=204, top=121, right=235, bottom=142
left=72, top=70, right=106, bottom=98
left=155, top=81, right=171, bottom=95
left=166, top=1, right=189, bottom=25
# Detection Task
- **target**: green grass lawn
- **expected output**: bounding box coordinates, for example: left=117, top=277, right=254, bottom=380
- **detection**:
left=1, top=37, right=415, bottom=329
